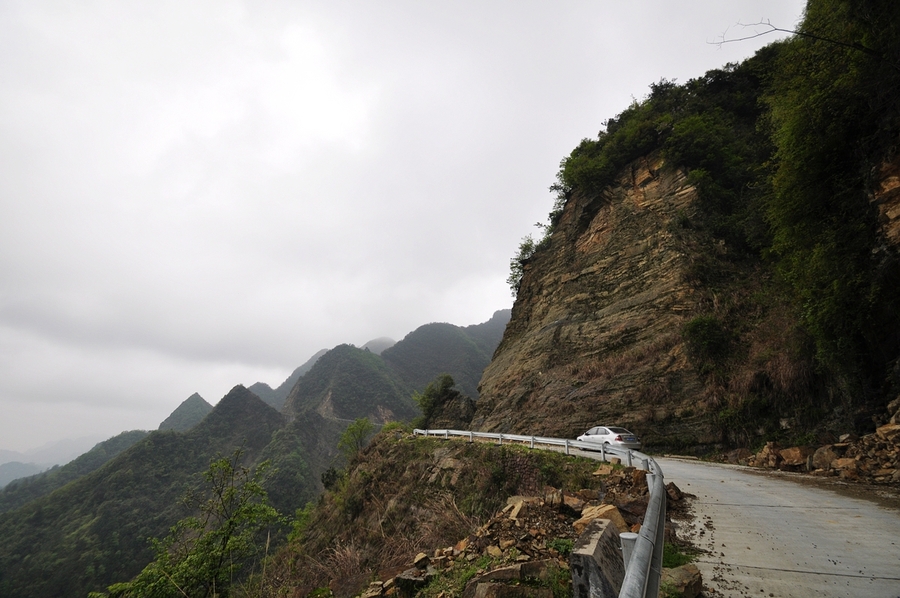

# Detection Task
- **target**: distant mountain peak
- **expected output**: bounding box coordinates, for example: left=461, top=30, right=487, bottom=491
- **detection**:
left=362, top=337, right=396, bottom=355
left=158, top=392, right=213, bottom=432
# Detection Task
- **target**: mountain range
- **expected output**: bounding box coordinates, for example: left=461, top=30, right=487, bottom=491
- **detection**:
left=0, top=310, right=510, bottom=598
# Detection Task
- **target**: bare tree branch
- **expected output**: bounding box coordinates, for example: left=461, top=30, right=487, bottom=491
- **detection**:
left=709, top=19, right=899, bottom=73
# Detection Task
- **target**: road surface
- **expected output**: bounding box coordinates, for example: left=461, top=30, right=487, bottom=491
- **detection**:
left=657, top=457, right=900, bottom=598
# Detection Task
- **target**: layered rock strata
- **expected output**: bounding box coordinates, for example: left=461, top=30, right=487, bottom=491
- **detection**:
left=474, top=154, right=709, bottom=444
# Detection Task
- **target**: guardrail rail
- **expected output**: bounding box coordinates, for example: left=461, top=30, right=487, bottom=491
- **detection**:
left=413, top=428, right=665, bottom=598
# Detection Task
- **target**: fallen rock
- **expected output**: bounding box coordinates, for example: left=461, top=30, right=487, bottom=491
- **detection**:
left=876, top=424, right=900, bottom=443
left=812, top=445, right=839, bottom=470
left=573, top=504, right=628, bottom=535
left=413, top=552, right=429, bottom=569
left=779, top=446, right=815, bottom=468
left=665, top=482, right=682, bottom=502
left=395, top=567, right=436, bottom=597
left=660, top=564, right=702, bottom=598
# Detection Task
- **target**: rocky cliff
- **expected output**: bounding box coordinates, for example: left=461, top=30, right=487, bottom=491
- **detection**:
left=474, top=153, right=712, bottom=446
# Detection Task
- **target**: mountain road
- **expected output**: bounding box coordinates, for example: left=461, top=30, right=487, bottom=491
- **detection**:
left=656, top=457, right=900, bottom=598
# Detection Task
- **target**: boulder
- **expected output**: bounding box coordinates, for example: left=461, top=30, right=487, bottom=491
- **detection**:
left=665, top=482, right=683, bottom=501
left=779, top=446, right=815, bottom=468
left=812, top=445, right=839, bottom=470
left=413, top=552, right=429, bottom=569
left=563, top=493, right=585, bottom=514
left=395, top=567, right=436, bottom=597
left=660, top=564, right=702, bottom=598
left=573, top=504, right=628, bottom=535
left=875, top=424, right=900, bottom=443
left=831, top=457, right=858, bottom=471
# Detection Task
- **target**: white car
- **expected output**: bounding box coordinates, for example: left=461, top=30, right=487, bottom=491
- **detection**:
left=577, top=426, right=642, bottom=450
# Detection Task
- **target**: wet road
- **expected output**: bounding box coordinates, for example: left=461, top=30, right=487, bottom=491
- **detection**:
left=657, top=457, right=900, bottom=598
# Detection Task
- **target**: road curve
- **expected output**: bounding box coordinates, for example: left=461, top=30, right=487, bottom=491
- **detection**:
left=657, top=457, right=900, bottom=598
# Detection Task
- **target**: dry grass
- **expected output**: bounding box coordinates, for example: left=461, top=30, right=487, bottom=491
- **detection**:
left=569, top=333, right=680, bottom=382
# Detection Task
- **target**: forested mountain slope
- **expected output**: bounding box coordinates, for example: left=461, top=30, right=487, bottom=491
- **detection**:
left=157, top=392, right=212, bottom=432
left=0, top=386, right=312, bottom=598
left=0, top=430, right=149, bottom=514
left=381, top=309, right=510, bottom=400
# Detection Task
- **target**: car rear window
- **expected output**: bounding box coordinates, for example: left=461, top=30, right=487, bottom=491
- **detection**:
left=608, top=427, right=630, bottom=434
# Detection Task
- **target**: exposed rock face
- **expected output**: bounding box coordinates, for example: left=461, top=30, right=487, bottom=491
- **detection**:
left=474, top=154, right=709, bottom=445
left=874, top=155, right=900, bottom=247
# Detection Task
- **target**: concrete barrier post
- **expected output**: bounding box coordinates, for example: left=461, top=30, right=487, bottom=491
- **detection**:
left=570, top=518, right=625, bottom=598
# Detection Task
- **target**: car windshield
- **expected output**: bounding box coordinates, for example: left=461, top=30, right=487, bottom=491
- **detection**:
left=608, top=427, right=631, bottom=434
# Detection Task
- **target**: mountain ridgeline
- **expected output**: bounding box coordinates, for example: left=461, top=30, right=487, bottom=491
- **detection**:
left=0, top=311, right=509, bottom=598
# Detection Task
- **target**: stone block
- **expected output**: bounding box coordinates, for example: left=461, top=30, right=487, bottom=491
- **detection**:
left=831, top=457, right=857, bottom=471
left=570, top=518, right=625, bottom=598
left=660, top=564, right=702, bottom=598
left=778, top=446, right=815, bottom=467
left=573, top=504, right=629, bottom=535
left=876, top=424, right=900, bottom=443
left=812, top=446, right=838, bottom=470
left=593, top=464, right=614, bottom=476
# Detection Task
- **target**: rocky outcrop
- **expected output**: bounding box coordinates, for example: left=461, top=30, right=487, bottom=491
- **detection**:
left=474, top=154, right=709, bottom=445
left=873, top=155, right=900, bottom=247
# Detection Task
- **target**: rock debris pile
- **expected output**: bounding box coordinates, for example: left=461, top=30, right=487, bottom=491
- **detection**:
left=726, top=399, right=900, bottom=484
left=358, top=464, right=691, bottom=598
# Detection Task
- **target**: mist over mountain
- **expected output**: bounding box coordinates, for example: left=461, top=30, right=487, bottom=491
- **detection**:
left=0, top=430, right=149, bottom=514
left=0, top=436, right=106, bottom=470
left=249, top=348, right=329, bottom=410
left=361, top=337, right=396, bottom=354
left=381, top=309, right=511, bottom=400
left=0, top=463, right=42, bottom=489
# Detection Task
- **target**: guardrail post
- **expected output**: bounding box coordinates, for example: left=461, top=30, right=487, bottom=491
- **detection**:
left=646, top=473, right=666, bottom=598
left=641, top=457, right=649, bottom=471
left=445, top=430, right=449, bottom=439
left=619, top=531, right=639, bottom=568
left=600, top=444, right=606, bottom=462
left=469, top=431, right=474, bottom=443
left=498, top=434, right=503, bottom=446
left=626, top=450, right=633, bottom=468
left=565, top=439, right=570, bottom=455
left=530, top=436, right=535, bottom=449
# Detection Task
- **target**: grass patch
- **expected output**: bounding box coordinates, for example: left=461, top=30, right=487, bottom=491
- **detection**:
left=662, top=542, right=694, bottom=568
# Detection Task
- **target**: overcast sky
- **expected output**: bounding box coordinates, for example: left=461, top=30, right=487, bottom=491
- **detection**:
left=0, top=1, right=805, bottom=453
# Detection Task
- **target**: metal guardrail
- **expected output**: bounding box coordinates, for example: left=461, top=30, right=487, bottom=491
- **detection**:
left=413, top=428, right=665, bottom=598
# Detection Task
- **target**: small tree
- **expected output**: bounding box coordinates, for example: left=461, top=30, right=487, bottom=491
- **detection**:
left=337, top=418, right=375, bottom=462
left=92, top=451, right=279, bottom=598
left=412, top=374, right=460, bottom=429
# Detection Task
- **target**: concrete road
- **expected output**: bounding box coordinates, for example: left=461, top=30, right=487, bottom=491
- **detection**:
left=657, top=457, right=900, bottom=598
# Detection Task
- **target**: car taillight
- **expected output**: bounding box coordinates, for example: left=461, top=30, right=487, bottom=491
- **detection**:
left=615, top=435, right=623, bottom=441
